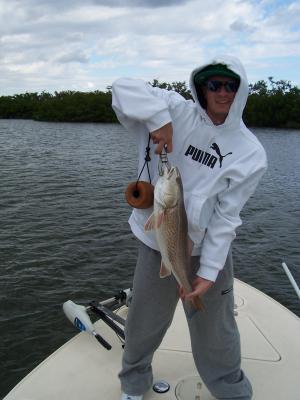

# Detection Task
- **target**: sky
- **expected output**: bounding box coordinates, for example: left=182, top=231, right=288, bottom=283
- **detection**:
left=0, top=0, right=299, bottom=95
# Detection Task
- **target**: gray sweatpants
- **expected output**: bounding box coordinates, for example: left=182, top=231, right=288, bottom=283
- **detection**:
left=119, top=241, right=252, bottom=399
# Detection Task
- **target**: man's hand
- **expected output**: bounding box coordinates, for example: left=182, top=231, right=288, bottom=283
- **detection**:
left=185, top=276, right=214, bottom=301
left=150, top=122, right=173, bottom=154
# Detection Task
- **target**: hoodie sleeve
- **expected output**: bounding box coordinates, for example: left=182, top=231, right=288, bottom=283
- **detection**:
left=197, top=147, right=267, bottom=282
left=112, top=78, right=185, bottom=133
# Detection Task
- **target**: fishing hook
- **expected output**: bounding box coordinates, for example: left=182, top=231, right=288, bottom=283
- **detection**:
left=158, top=145, right=171, bottom=176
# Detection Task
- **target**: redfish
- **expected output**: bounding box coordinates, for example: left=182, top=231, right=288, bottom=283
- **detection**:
left=145, top=166, right=203, bottom=311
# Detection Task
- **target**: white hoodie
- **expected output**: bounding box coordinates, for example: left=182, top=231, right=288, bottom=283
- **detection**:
left=112, top=55, right=267, bottom=282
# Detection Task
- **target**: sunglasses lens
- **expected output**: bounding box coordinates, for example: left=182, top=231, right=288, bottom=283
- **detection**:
left=226, top=81, right=239, bottom=92
left=206, top=80, right=239, bottom=93
left=206, top=80, right=221, bottom=91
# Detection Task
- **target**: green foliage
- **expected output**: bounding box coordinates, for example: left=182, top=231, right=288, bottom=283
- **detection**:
left=151, top=79, right=193, bottom=100
left=244, top=77, right=300, bottom=128
left=0, top=90, right=118, bottom=123
left=0, top=77, right=299, bottom=128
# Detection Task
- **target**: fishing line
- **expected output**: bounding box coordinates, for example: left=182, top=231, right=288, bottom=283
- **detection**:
left=124, top=135, right=171, bottom=208
left=135, top=133, right=152, bottom=186
left=125, top=133, right=154, bottom=209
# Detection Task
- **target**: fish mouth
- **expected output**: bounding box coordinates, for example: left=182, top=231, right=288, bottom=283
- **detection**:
left=166, top=166, right=179, bottom=180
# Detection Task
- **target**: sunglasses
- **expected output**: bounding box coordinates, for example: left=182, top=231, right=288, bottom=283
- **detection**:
left=205, top=80, right=240, bottom=93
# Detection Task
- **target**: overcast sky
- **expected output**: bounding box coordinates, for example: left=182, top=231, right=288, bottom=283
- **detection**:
left=1, top=0, right=299, bottom=94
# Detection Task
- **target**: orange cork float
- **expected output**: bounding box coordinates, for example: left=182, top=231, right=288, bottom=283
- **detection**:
left=125, top=181, right=154, bottom=209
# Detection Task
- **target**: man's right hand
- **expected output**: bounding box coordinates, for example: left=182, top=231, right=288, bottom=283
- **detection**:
left=150, top=122, right=173, bottom=154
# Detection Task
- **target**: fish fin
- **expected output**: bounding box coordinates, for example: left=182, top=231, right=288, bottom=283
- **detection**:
left=178, top=285, right=185, bottom=300
left=160, top=261, right=172, bottom=278
left=144, top=213, right=156, bottom=231
left=156, top=211, right=165, bottom=228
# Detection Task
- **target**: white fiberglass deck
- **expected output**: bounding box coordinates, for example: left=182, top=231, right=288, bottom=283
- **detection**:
left=4, top=280, right=300, bottom=400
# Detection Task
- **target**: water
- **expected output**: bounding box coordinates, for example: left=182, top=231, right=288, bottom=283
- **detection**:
left=0, top=120, right=299, bottom=398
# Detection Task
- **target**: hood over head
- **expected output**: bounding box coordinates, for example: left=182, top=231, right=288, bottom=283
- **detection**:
left=189, top=55, right=248, bottom=128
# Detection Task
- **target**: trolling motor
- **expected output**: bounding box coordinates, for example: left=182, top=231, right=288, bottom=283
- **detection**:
left=63, top=289, right=131, bottom=350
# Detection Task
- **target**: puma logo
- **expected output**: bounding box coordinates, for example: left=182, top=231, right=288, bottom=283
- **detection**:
left=210, top=143, right=232, bottom=168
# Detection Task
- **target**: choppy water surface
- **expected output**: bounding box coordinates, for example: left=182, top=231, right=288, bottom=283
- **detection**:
left=0, top=120, right=299, bottom=398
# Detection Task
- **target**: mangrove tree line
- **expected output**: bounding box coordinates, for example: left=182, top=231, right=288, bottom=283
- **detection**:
left=0, top=77, right=299, bottom=128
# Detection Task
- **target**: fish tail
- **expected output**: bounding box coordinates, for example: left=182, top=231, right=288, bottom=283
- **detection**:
left=193, top=297, right=205, bottom=312
left=184, top=297, right=205, bottom=319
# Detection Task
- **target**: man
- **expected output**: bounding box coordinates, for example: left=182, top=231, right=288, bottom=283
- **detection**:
left=112, top=55, right=267, bottom=400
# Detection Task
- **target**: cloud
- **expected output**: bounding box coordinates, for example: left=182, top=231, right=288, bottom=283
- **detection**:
left=230, top=20, right=255, bottom=33
left=92, top=0, right=191, bottom=7
left=55, top=51, right=89, bottom=64
left=0, top=0, right=299, bottom=95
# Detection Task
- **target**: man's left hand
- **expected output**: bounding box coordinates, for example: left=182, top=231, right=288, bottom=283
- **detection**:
left=185, top=276, right=214, bottom=301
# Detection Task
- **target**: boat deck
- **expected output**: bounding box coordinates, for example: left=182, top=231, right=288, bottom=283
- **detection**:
left=4, top=280, right=300, bottom=400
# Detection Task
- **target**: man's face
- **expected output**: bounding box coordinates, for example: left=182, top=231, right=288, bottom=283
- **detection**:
left=203, top=75, right=238, bottom=125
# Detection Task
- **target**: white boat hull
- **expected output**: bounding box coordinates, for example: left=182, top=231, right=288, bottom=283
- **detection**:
left=4, top=279, right=300, bottom=400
